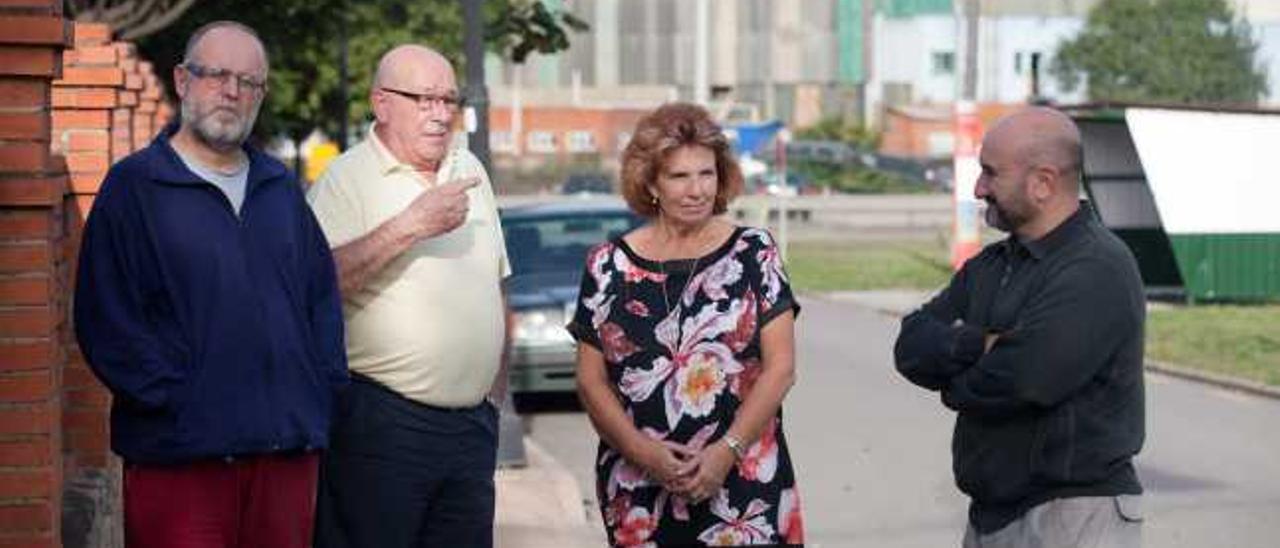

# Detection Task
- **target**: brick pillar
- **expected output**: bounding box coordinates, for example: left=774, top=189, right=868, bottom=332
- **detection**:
left=50, top=21, right=142, bottom=548
left=0, top=2, right=70, bottom=548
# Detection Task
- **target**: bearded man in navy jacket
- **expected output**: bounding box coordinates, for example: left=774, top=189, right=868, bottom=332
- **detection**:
left=73, top=20, right=346, bottom=548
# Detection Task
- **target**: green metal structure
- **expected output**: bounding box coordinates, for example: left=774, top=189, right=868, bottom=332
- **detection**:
left=1071, top=105, right=1280, bottom=302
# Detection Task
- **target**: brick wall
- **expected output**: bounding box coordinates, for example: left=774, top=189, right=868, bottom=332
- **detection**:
left=1, top=8, right=170, bottom=547
left=51, top=22, right=172, bottom=548
left=0, top=2, right=70, bottom=547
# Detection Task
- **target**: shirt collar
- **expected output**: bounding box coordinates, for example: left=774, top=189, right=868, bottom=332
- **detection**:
left=147, top=122, right=286, bottom=185
left=368, top=125, right=412, bottom=177
left=1019, top=201, right=1095, bottom=260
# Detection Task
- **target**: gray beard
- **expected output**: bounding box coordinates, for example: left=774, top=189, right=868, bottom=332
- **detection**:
left=183, top=100, right=260, bottom=152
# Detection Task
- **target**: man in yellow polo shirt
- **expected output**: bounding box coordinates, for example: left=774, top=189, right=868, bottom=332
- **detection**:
left=307, top=44, right=511, bottom=548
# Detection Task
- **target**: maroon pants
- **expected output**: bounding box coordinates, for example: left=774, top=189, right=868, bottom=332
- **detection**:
left=124, top=452, right=319, bottom=548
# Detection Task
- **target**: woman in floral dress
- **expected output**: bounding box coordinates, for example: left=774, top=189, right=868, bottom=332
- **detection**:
left=568, top=103, right=804, bottom=547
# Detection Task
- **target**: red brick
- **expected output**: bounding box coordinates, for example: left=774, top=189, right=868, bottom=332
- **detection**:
left=118, top=57, right=137, bottom=72
left=0, top=307, right=57, bottom=337
left=63, top=387, right=109, bottom=409
left=0, top=0, right=63, bottom=13
left=65, top=425, right=108, bottom=455
left=0, top=175, right=64, bottom=207
left=0, top=502, right=54, bottom=532
left=0, top=112, right=47, bottom=140
left=63, top=151, right=107, bottom=173
left=135, top=100, right=157, bottom=114
left=0, top=468, right=53, bottom=498
left=117, top=90, right=137, bottom=107
left=0, top=80, right=47, bottom=109
left=60, top=129, right=108, bottom=152
left=50, top=87, right=116, bottom=109
left=112, top=41, right=135, bottom=59
left=0, top=210, right=56, bottom=239
left=60, top=361, right=98, bottom=391
left=0, top=244, right=52, bottom=273
left=0, top=277, right=52, bottom=306
left=0, top=401, right=55, bottom=435
left=0, top=46, right=59, bottom=77
left=62, top=45, right=117, bottom=66
left=0, top=341, right=58, bottom=372
left=66, top=170, right=105, bottom=195
left=0, top=16, right=68, bottom=47
left=71, top=23, right=110, bottom=47
left=61, top=408, right=105, bottom=433
left=0, top=534, right=59, bottom=548
left=0, top=141, right=51, bottom=171
left=0, top=438, right=54, bottom=467
left=0, top=370, right=55, bottom=401
left=52, top=66, right=122, bottom=87
left=64, top=195, right=94, bottom=227
left=50, top=109, right=108, bottom=130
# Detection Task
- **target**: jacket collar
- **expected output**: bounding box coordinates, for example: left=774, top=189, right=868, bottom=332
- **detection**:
left=145, top=122, right=288, bottom=186
left=1007, top=201, right=1096, bottom=261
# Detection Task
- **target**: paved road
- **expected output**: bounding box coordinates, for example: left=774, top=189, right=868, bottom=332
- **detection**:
left=524, top=296, right=1280, bottom=547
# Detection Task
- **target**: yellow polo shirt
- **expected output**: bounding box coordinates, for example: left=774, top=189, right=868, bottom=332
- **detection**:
left=307, top=130, right=510, bottom=407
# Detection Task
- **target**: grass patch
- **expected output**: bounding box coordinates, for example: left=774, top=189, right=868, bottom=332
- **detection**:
left=1146, top=304, right=1280, bottom=386
left=785, top=239, right=951, bottom=292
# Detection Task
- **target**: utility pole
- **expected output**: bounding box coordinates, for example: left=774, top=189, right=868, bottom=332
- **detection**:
left=463, top=0, right=492, bottom=176
left=961, top=0, right=979, bottom=102
left=337, top=3, right=349, bottom=150
left=951, top=0, right=983, bottom=269
left=693, top=0, right=709, bottom=105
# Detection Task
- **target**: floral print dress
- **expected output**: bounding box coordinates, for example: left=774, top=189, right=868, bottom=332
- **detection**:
left=568, top=226, right=805, bottom=547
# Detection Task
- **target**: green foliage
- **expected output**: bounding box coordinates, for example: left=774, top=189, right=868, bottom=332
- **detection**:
left=136, top=0, right=586, bottom=141
left=1052, top=0, right=1268, bottom=105
left=794, top=116, right=879, bottom=149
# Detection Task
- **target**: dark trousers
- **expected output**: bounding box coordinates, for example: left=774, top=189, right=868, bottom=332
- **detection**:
left=124, top=452, right=319, bottom=548
left=314, top=375, right=499, bottom=548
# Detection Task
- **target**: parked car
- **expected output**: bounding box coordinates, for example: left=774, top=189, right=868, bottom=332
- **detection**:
left=560, top=172, right=614, bottom=195
left=501, top=200, right=643, bottom=395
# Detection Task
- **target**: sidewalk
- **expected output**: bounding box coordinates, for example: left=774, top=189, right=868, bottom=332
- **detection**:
left=495, top=438, right=604, bottom=548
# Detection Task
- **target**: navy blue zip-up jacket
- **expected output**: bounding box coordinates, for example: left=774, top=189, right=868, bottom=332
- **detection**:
left=74, top=125, right=348, bottom=464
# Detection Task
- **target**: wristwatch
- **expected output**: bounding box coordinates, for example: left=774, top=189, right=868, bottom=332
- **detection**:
left=721, top=434, right=746, bottom=461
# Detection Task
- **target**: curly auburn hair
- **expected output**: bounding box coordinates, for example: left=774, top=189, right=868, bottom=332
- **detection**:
left=619, top=103, right=744, bottom=218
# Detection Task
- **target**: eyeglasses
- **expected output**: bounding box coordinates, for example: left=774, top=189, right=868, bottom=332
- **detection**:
left=380, top=87, right=464, bottom=112
left=182, top=62, right=268, bottom=94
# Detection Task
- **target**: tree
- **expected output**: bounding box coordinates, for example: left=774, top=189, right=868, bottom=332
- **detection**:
left=1052, top=0, right=1268, bottom=105
left=66, top=0, right=199, bottom=40
left=134, top=0, right=586, bottom=142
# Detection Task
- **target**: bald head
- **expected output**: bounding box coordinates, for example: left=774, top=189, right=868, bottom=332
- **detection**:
left=985, top=107, right=1083, bottom=191
left=184, top=21, right=267, bottom=72
left=373, top=45, right=453, bottom=90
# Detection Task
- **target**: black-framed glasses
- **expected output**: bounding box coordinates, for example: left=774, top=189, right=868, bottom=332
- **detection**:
left=182, top=62, right=267, bottom=93
left=380, top=87, right=464, bottom=112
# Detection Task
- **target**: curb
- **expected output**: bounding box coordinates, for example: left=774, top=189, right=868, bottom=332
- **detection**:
left=1143, top=360, right=1280, bottom=401
left=817, top=291, right=1280, bottom=402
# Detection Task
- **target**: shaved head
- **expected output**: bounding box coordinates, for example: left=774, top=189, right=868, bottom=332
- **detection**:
left=369, top=44, right=459, bottom=172
left=985, top=107, right=1083, bottom=191
left=975, top=107, right=1084, bottom=238
left=373, top=45, right=451, bottom=90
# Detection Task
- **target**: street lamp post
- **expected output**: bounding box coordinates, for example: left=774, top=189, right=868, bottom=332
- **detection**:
left=463, top=0, right=493, bottom=176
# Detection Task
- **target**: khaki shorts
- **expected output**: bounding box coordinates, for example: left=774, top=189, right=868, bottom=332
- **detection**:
left=963, top=495, right=1144, bottom=548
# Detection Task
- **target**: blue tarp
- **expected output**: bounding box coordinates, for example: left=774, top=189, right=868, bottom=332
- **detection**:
left=724, top=120, right=784, bottom=156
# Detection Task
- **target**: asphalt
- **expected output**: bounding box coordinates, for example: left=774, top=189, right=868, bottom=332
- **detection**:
left=492, top=288, right=1279, bottom=546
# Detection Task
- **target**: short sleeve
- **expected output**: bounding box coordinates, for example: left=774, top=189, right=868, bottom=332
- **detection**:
left=565, top=243, right=612, bottom=350
left=748, top=229, right=801, bottom=326
left=306, top=163, right=364, bottom=248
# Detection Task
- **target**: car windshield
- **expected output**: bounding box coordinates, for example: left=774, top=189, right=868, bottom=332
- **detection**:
left=503, top=212, right=639, bottom=274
